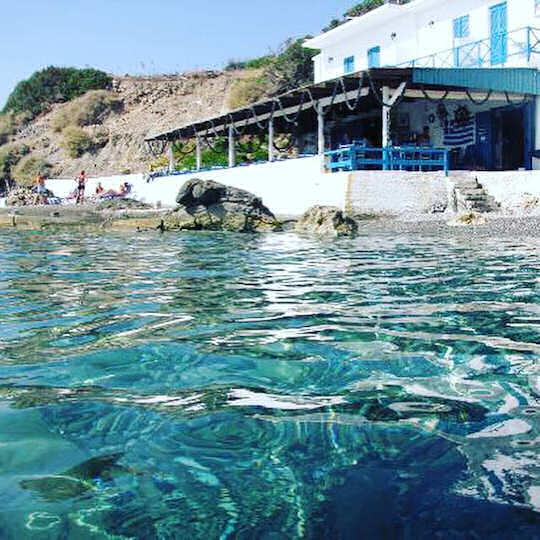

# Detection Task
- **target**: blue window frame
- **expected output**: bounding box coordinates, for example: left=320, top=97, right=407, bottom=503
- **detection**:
left=344, top=56, right=355, bottom=74
left=453, top=15, right=470, bottom=38
left=367, top=46, right=380, bottom=68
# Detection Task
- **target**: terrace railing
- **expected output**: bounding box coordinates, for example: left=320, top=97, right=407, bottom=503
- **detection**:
left=324, top=144, right=449, bottom=175
left=397, top=26, right=540, bottom=69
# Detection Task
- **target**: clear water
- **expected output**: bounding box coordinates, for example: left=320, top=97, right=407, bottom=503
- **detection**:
left=0, top=229, right=538, bottom=539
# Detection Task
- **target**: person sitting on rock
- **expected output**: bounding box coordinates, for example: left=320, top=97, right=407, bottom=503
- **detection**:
left=95, top=182, right=104, bottom=195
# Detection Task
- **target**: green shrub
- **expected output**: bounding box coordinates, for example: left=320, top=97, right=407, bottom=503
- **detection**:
left=0, top=143, right=30, bottom=177
left=264, top=38, right=316, bottom=94
left=60, top=126, right=96, bottom=158
left=0, top=113, right=20, bottom=145
left=52, top=90, right=123, bottom=132
left=11, top=154, right=53, bottom=186
left=227, top=77, right=267, bottom=109
left=3, top=66, right=112, bottom=118
left=345, top=0, right=385, bottom=17
left=226, top=55, right=274, bottom=71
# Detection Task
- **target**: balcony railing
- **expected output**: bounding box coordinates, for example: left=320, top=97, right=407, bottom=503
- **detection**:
left=397, top=26, right=540, bottom=69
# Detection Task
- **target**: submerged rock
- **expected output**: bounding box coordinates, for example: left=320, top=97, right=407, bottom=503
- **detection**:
left=448, top=212, right=487, bottom=227
left=295, top=205, right=358, bottom=237
left=19, top=453, right=128, bottom=502
left=164, top=178, right=281, bottom=232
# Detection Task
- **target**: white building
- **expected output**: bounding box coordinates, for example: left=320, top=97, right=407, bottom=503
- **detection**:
left=305, top=0, right=540, bottom=83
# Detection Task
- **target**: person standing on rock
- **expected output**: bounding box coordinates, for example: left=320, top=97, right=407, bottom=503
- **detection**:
left=76, top=171, right=87, bottom=204
left=33, top=174, right=47, bottom=205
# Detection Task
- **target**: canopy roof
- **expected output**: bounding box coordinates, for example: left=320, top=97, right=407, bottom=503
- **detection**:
left=145, top=68, right=537, bottom=143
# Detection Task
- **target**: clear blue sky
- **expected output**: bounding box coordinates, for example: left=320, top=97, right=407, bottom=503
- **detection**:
left=1, top=0, right=356, bottom=108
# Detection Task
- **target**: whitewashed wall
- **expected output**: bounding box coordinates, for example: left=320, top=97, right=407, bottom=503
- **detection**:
left=46, top=163, right=540, bottom=217
left=47, top=157, right=350, bottom=216
left=346, top=170, right=451, bottom=215
left=476, top=170, right=540, bottom=212
left=308, top=0, right=539, bottom=82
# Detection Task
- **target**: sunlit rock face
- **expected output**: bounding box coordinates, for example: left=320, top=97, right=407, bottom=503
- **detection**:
left=164, top=178, right=281, bottom=232
left=295, top=205, right=358, bottom=237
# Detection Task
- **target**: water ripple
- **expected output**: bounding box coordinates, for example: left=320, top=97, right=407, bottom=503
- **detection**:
left=0, top=229, right=538, bottom=538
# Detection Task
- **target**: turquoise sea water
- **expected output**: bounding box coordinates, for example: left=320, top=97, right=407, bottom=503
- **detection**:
left=0, top=229, right=538, bottom=539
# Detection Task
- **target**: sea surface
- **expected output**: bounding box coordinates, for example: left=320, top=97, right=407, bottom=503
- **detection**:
left=0, top=229, right=538, bottom=539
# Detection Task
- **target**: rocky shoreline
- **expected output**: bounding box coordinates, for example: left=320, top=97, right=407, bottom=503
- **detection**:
left=2, top=204, right=540, bottom=239
left=1, top=178, right=539, bottom=238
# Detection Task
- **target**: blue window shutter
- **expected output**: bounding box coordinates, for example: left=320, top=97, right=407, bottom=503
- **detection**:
left=453, top=18, right=460, bottom=38
left=344, top=56, right=355, bottom=74
left=453, top=15, right=470, bottom=39
left=368, top=46, right=380, bottom=68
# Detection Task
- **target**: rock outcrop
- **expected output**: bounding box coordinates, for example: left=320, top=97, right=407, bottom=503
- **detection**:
left=164, top=178, right=281, bottom=233
left=295, top=205, right=358, bottom=237
left=6, top=187, right=42, bottom=206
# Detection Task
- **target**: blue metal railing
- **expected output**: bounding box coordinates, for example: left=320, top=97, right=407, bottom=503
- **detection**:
left=397, top=26, right=540, bottom=69
left=324, top=144, right=449, bottom=175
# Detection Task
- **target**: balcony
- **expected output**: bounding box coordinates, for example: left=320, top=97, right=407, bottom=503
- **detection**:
left=397, top=27, right=540, bottom=69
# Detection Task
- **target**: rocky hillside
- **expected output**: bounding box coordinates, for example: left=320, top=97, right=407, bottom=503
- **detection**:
left=5, top=69, right=254, bottom=179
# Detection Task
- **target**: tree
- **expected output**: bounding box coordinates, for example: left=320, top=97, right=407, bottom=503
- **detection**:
left=264, top=37, right=317, bottom=95
left=3, top=66, right=112, bottom=118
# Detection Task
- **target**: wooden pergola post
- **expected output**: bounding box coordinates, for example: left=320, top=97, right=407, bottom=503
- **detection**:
left=228, top=124, right=236, bottom=168
left=268, top=118, right=275, bottom=162
left=196, top=136, right=202, bottom=171
left=317, top=106, right=325, bottom=155
left=168, top=143, right=175, bottom=173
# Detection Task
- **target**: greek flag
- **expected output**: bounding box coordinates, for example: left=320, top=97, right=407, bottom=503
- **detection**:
left=443, top=118, right=475, bottom=147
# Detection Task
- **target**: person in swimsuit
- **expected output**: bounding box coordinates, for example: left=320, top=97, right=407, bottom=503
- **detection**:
left=33, top=174, right=47, bottom=204
left=76, top=170, right=87, bottom=204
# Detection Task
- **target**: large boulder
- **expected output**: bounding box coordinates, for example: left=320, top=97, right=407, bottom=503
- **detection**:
left=164, top=179, right=281, bottom=232
left=295, top=205, right=358, bottom=237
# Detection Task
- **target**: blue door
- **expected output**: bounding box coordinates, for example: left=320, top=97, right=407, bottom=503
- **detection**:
left=490, top=2, right=507, bottom=65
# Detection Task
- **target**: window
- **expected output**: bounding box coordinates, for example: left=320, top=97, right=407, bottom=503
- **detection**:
left=344, top=56, right=355, bottom=74
left=367, top=46, right=380, bottom=68
left=536, top=0, right=540, bottom=15
left=453, top=15, right=470, bottom=38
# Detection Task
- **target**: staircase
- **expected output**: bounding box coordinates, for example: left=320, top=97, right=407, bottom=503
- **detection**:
left=452, top=176, right=500, bottom=213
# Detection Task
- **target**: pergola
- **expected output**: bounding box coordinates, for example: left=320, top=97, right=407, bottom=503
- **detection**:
left=144, top=67, right=537, bottom=171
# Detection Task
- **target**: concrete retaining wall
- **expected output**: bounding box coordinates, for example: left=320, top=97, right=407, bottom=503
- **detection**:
left=345, top=171, right=451, bottom=215
left=47, top=157, right=349, bottom=216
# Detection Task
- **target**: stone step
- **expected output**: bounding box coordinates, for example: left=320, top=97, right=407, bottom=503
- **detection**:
left=453, top=180, right=480, bottom=188
left=456, top=187, right=486, bottom=195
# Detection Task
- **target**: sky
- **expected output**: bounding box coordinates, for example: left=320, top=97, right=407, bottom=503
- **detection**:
left=0, top=0, right=356, bottom=108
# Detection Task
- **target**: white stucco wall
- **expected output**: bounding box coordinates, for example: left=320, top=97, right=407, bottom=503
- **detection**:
left=46, top=157, right=350, bottom=216
left=45, top=161, right=540, bottom=218
left=346, top=170, right=451, bottom=215
left=308, top=0, right=539, bottom=82
left=476, top=170, right=540, bottom=212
